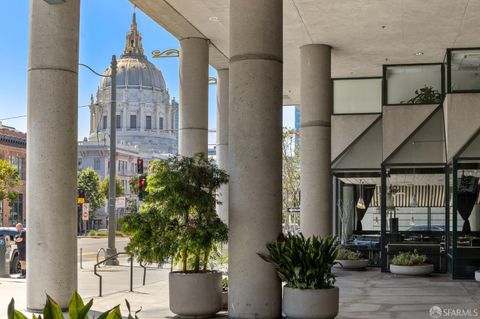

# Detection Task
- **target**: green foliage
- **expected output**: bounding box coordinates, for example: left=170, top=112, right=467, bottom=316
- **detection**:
left=222, top=277, right=228, bottom=292
left=7, top=291, right=140, bottom=319
left=100, top=176, right=125, bottom=198
left=258, top=233, right=339, bottom=289
left=0, top=159, right=21, bottom=204
left=336, top=248, right=362, bottom=260
left=402, top=85, right=442, bottom=104
left=121, top=153, right=229, bottom=273
left=77, top=168, right=105, bottom=215
left=391, top=250, right=427, bottom=266
left=86, top=230, right=126, bottom=237
left=128, top=175, right=139, bottom=195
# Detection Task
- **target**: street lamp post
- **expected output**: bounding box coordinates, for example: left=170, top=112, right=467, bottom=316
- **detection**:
left=79, top=55, right=119, bottom=265
left=106, top=55, right=119, bottom=265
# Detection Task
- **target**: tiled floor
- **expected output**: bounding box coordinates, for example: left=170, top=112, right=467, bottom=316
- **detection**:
left=335, top=268, right=480, bottom=319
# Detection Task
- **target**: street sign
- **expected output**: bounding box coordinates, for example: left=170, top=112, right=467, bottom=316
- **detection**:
left=287, top=207, right=300, bottom=213
left=116, top=196, right=126, bottom=208
left=77, top=197, right=85, bottom=204
left=82, top=203, right=90, bottom=221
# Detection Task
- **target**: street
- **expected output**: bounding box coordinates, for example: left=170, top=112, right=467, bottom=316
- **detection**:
left=78, top=236, right=130, bottom=263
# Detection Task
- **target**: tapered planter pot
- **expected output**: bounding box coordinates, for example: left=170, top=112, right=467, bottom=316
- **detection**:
left=390, top=264, right=434, bottom=276
left=283, top=286, right=339, bottom=319
left=334, top=259, right=369, bottom=269
left=169, top=271, right=222, bottom=318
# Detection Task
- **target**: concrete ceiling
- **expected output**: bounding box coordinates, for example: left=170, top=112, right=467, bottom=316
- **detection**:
left=130, top=0, right=480, bottom=105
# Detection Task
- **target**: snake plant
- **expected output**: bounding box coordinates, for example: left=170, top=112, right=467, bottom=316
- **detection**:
left=8, top=291, right=141, bottom=319
left=258, top=233, right=339, bottom=289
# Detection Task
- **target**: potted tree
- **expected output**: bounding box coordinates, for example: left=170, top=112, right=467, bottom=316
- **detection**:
left=259, top=233, right=340, bottom=319
left=121, top=154, right=228, bottom=318
left=390, top=250, right=434, bottom=276
left=334, top=248, right=369, bottom=270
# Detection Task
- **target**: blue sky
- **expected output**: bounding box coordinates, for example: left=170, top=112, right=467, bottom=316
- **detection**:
left=0, top=0, right=295, bottom=145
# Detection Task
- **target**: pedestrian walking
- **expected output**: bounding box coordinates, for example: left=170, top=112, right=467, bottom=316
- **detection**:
left=15, top=223, right=26, bottom=279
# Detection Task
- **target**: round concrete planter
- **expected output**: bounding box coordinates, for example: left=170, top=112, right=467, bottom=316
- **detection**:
left=283, top=286, right=339, bottom=319
left=390, top=264, right=434, bottom=276
left=475, top=271, right=480, bottom=282
left=169, top=271, right=222, bottom=318
left=221, top=291, right=228, bottom=310
left=334, top=259, right=369, bottom=269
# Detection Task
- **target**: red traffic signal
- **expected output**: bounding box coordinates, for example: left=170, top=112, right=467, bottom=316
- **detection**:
left=137, top=158, right=144, bottom=174
left=138, top=175, right=147, bottom=200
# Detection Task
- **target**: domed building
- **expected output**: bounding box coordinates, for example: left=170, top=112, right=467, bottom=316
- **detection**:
left=78, top=11, right=178, bottom=229
left=89, top=11, right=178, bottom=154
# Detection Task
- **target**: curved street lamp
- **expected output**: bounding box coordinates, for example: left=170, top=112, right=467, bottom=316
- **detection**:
left=79, top=56, right=119, bottom=265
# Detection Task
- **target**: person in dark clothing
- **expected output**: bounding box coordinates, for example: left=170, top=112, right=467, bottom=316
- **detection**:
left=15, top=223, right=26, bottom=279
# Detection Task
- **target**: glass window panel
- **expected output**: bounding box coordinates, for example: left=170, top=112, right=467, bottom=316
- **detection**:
left=450, top=49, right=480, bottom=92
left=130, top=115, right=137, bottom=129
left=386, top=64, right=442, bottom=105
left=146, top=116, right=152, bottom=129
left=159, top=117, right=164, bottom=130
left=116, top=114, right=121, bottom=129
left=334, top=78, right=382, bottom=113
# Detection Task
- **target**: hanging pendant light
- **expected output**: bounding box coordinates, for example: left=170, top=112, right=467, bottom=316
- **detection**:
left=409, top=193, right=418, bottom=207
left=410, top=216, right=416, bottom=226
left=357, top=180, right=366, bottom=209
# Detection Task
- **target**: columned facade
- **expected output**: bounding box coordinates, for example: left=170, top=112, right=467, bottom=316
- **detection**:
left=26, top=0, right=80, bottom=310
left=229, top=1, right=283, bottom=318
left=216, top=69, right=229, bottom=223
left=299, top=44, right=333, bottom=238
left=179, top=37, right=209, bottom=157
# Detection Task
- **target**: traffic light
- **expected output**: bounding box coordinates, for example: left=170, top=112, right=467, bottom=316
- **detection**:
left=138, top=175, right=147, bottom=200
left=77, top=188, right=85, bottom=204
left=137, top=158, right=144, bottom=174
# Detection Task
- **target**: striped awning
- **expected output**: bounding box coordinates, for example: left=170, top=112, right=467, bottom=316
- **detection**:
left=370, top=185, right=446, bottom=207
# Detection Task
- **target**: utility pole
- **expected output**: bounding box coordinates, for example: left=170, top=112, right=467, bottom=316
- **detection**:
left=106, top=55, right=119, bottom=265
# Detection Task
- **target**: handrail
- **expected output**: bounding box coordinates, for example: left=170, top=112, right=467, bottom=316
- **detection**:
left=96, top=248, right=106, bottom=265
left=94, top=252, right=133, bottom=297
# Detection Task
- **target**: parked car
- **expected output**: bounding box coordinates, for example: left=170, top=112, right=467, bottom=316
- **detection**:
left=0, top=227, right=22, bottom=274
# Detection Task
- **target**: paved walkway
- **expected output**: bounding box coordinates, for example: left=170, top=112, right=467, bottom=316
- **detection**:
left=1, top=266, right=479, bottom=318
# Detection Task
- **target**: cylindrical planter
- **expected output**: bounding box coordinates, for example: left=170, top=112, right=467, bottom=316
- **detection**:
left=169, top=271, right=222, bottom=318
left=390, top=264, right=434, bottom=276
left=283, top=286, right=339, bottom=319
left=334, top=259, right=369, bottom=269
left=221, top=291, right=228, bottom=310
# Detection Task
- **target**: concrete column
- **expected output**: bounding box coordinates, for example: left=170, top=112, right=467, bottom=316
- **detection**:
left=179, top=37, right=209, bottom=157
left=300, top=44, right=333, bottom=238
left=229, top=1, right=283, bottom=318
left=123, top=105, right=128, bottom=131
left=139, top=106, right=144, bottom=130
left=26, top=0, right=79, bottom=310
left=216, top=69, right=229, bottom=224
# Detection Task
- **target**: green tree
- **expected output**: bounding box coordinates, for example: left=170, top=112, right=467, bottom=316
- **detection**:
left=283, top=128, right=300, bottom=226
left=99, top=175, right=125, bottom=198
left=77, top=168, right=104, bottom=220
left=0, top=159, right=21, bottom=205
left=128, top=175, right=139, bottom=195
left=121, top=153, right=228, bottom=272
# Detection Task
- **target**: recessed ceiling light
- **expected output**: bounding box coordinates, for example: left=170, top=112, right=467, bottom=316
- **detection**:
left=414, top=52, right=424, bottom=56
left=209, top=16, right=219, bottom=22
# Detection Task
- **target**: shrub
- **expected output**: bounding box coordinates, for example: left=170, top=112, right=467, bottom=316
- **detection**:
left=121, top=154, right=228, bottom=272
left=86, top=230, right=126, bottom=237
left=8, top=291, right=140, bottom=319
left=391, top=250, right=427, bottom=266
left=336, top=248, right=362, bottom=260
left=258, top=233, right=339, bottom=289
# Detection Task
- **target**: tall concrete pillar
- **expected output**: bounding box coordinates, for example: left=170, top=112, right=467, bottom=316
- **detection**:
left=179, top=37, right=209, bottom=157
left=216, top=69, right=229, bottom=223
left=229, top=1, right=283, bottom=318
left=26, top=0, right=79, bottom=310
left=300, top=44, right=333, bottom=238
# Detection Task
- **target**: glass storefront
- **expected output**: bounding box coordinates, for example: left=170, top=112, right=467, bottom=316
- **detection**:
left=333, top=78, right=382, bottom=114
left=447, top=48, right=480, bottom=92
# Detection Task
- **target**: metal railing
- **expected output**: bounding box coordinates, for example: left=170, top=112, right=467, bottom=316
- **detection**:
left=94, top=252, right=147, bottom=297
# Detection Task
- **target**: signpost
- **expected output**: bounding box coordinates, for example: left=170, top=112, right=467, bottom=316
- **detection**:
left=115, top=196, right=126, bottom=208
left=82, top=203, right=89, bottom=235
